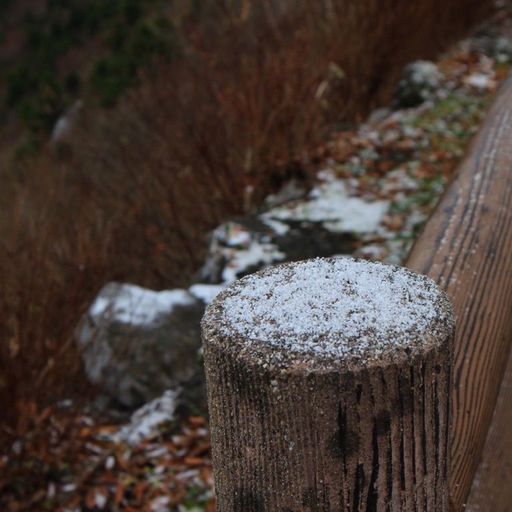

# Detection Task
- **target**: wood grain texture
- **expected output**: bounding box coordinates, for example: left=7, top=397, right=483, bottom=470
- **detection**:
left=464, top=344, right=512, bottom=511
left=405, top=77, right=512, bottom=510
left=203, top=337, right=452, bottom=511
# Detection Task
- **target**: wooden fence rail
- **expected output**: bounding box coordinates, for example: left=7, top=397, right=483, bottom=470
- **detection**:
left=406, top=75, right=512, bottom=511
left=201, top=77, right=512, bottom=511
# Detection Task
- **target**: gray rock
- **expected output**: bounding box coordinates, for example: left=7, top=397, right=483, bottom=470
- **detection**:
left=394, top=61, right=444, bottom=108
left=77, top=283, right=205, bottom=409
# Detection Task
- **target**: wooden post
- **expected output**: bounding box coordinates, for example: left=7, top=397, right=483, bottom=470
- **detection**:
left=202, top=257, right=454, bottom=511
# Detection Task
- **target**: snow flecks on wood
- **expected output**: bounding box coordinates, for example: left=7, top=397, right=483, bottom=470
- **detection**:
left=203, top=259, right=454, bottom=511
left=206, top=257, right=453, bottom=368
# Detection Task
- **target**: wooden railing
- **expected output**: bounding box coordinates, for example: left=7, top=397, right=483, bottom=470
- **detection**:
left=406, top=75, right=512, bottom=511
left=201, top=77, right=512, bottom=511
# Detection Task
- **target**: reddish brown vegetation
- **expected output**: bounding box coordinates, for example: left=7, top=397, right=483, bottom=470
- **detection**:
left=0, top=408, right=214, bottom=511
left=0, top=158, right=112, bottom=433
left=0, top=0, right=495, bottom=472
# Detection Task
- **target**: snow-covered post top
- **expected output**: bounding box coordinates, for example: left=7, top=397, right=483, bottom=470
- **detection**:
left=202, top=257, right=454, bottom=511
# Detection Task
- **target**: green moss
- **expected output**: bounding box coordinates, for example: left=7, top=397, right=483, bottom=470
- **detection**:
left=413, top=92, right=487, bottom=132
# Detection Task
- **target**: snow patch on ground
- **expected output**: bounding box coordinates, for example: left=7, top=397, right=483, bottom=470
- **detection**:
left=221, top=239, right=285, bottom=283
left=113, top=389, right=180, bottom=445
left=201, top=170, right=391, bottom=283
left=259, top=216, right=290, bottom=236
left=189, top=284, right=226, bottom=304
left=89, top=285, right=196, bottom=326
left=464, top=72, right=496, bottom=91
left=266, top=176, right=389, bottom=233
left=212, top=223, right=251, bottom=248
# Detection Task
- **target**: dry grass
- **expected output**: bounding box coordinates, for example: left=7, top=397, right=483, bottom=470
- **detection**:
left=0, top=156, right=111, bottom=433
left=0, top=0, right=495, bottom=438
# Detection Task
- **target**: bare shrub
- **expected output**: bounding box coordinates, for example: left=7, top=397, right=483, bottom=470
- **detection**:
left=0, top=0, right=495, bottom=436
left=0, top=155, right=112, bottom=434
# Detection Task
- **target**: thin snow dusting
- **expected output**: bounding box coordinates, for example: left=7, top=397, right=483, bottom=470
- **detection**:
left=266, top=175, right=388, bottom=233
left=464, top=72, right=496, bottom=91
left=259, top=215, right=290, bottom=236
left=113, top=389, right=180, bottom=445
left=89, top=284, right=195, bottom=326
left=408, top=60, right=443, bottom=87
left=215, top=258, right=452, bottom=363
left=212, top=223, right=251, bottom=247
left=221, top=239, right=285, bottom=283
left=200, top=169, right=395, bottom=284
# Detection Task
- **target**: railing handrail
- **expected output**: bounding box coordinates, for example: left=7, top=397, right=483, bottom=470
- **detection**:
left=406, top=75, right=512, bottom=511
